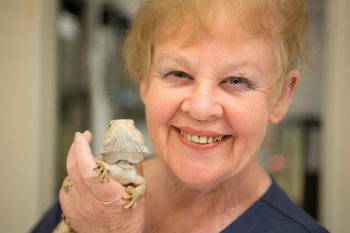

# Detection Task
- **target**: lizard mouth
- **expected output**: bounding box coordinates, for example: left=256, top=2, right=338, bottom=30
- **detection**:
left=179, top=129, right=225, bottom=144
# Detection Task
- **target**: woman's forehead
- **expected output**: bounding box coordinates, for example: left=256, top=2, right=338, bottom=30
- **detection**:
left=154, top=6, right=276, bottom=64
left=153, top=12, right=274, bottom=69
left=153, top=0, right=278, bottom=45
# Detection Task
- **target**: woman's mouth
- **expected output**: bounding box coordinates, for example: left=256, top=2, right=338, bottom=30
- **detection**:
left=179, top=130, right=225, bottom=144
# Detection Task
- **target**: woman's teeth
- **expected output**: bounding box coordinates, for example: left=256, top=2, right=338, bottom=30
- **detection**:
left=180, top=131, right=224, bottom=144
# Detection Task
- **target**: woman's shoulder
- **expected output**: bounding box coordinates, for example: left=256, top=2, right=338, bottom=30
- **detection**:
left=221, top=180, right=329, bottom=233
left=259, top=181, right=329, bottom=232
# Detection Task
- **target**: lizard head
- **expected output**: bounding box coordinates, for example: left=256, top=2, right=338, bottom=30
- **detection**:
left=99, top=119, right=149, bottom=164
left=105, top=119, right=145, bottom=142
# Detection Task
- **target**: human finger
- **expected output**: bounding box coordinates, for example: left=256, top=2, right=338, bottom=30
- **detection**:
left=66, top=134, right=93, bottom=198
left=82, top=130, right=92, bottom=144
left=59, top=176, right=78, bottom=222
left=66, top=130, right=92, bottom=175
left=59, top=173, right=146, bottom=232
left=74, top=132, right=126, bottom=201
left=59, top=176, right=95, bottom=232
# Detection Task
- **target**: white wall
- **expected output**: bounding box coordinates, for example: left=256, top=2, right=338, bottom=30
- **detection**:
left=320, top=0, right=350, bottom=232
left=0, top=0, right=57, bottom=232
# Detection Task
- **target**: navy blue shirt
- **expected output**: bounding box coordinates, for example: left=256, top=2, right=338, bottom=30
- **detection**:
left=31, top=198, right=63, bottom=233
left=31, top=180, right=328, bottom=233
left=221, top=181, right=328, bottom=233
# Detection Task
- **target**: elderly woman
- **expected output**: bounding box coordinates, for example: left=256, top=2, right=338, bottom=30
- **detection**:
left=33, top=0, right=329, bottom=232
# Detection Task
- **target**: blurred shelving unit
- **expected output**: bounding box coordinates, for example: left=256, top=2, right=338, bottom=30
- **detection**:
left=56, top=0, right=149, bottom=191
left=258, top=0, right=325, bottom=221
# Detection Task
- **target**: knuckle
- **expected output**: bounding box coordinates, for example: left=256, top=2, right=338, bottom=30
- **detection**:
left=66, top=161, right=77, bottom=175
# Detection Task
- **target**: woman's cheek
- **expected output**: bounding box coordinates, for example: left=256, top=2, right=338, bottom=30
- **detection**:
left=144, top=85, right=178, bottom=156
left=147, top=84, right=186, bottom=120
left=225, top=98, right=269, bottom=152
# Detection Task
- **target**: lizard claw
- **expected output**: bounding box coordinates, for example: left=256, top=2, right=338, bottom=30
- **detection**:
left=123, top=186, right=140, bottom=209
left=93, top=161, right=110, bottom=183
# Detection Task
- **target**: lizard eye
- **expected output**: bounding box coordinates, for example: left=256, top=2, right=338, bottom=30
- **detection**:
left=108, top=123, right=111, bottom=129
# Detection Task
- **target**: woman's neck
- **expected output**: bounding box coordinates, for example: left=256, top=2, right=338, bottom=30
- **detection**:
left=143, top=156, right=271, bottom=232
left=163, top=156, right=271, bottom=213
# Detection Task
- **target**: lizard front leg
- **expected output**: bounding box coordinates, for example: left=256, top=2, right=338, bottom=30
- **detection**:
left=93, top=161, right=110, bottom=183
left=124, top=175, right=148, bottom=209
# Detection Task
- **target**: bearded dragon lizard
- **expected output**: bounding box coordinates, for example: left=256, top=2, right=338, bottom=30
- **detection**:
left=94, top=119, right=149, bottom=209
left=53, top=119, right=148, bottom=233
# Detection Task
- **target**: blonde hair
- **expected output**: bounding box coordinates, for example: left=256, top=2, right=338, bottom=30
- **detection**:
left=125, top=0, right=311, bottom=87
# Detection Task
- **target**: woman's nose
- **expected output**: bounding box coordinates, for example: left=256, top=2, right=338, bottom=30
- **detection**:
left=181, top=84, right=224, bottom=121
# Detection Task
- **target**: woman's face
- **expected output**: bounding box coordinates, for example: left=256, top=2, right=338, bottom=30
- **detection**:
left=141, top=13, right=298, bottom=189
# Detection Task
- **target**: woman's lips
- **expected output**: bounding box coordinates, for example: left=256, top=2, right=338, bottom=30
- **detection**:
left=180, top=130, right=224, bottom=144
left=173, top=126, right=231, bottom=151
left=177, top=126, right=224, bottom=137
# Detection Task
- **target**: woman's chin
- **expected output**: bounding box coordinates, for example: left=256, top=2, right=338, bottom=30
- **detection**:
left=169, top=161, right=230, bottom=190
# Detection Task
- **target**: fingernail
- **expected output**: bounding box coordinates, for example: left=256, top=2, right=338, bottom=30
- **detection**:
left=75, top=132, right=81, bottom=142
left=83, top=130, right=90, bottom=136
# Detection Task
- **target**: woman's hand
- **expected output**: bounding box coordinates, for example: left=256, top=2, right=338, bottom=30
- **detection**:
left=59, top=131, right=146, bottom=233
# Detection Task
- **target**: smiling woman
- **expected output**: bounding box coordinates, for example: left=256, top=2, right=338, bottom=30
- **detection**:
left=141, top=14, right=279, bottom=191
left=33, top=0, right=329, bottom=232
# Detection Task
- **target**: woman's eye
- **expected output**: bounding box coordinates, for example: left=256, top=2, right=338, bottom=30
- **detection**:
left=161, top=70, right=193, bottom=84
left=229, top=77, right=244, bottom=84
left=170, top=71, right=188, bottom=78
left=223, top=76, right=254, bottom=90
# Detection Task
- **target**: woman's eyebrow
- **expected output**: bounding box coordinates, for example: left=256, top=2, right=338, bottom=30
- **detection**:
left=220, top=60, right=264, bottom=76
left=157, top=53, right=263, bottom=76
left=157, top=54, right=190, bottom=66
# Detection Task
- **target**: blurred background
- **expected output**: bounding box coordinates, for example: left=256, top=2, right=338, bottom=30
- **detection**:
left=0, top=0, right=349, bottom=232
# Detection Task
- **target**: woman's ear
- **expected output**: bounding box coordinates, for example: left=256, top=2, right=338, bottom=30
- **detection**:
left=269, top=69, right=300, bottom=124
left=140, top=77, right=148, bottom=104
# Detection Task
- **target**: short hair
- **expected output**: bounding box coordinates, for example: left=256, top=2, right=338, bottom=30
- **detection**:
left=124, top=0, right=311, bottom=87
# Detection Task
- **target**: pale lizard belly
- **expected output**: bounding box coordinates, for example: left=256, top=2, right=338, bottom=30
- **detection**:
left=107, top=164, right=138, bottom=185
